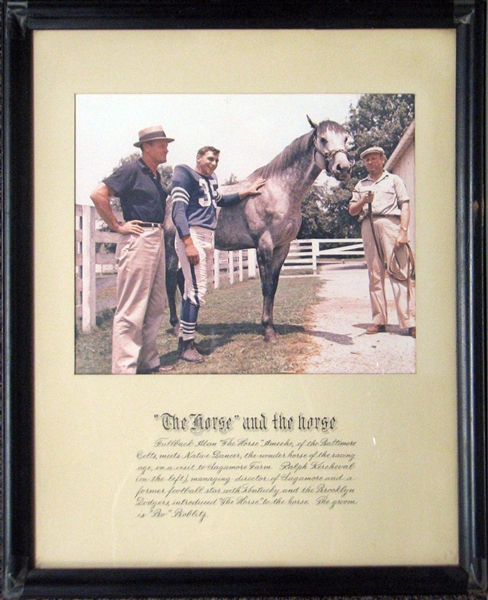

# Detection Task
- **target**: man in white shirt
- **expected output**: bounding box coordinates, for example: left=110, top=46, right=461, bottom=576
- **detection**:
left=349, top=146, right=416, bottom=338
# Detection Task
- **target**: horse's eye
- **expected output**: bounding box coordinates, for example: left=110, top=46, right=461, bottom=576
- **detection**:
left=320, top=137, right=328, bottom=145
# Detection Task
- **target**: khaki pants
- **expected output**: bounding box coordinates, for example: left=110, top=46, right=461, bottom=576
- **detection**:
left=112, top=228, right=166, bottom=374
left=361, top=216, right=416, bottom=329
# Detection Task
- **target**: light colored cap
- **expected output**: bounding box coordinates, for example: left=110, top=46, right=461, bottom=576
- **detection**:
left=134, top=125, right=175, bottom=148
left=360, top=146, right=385, bottom=160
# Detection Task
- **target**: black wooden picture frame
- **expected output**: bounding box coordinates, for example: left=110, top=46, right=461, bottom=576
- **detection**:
left=2, top=0, right=486, bottom=597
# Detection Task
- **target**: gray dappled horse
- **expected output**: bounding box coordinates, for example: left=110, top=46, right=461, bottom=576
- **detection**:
left=214, top=117, right=352, bottom=343
left=164, top=117, right=352, bottom=342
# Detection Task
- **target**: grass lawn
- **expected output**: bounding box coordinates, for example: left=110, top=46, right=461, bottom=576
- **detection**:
left=75, top=275, right=323, bottom=374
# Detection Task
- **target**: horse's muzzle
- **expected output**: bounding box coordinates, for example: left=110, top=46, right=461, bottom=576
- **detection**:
left=333, top=164, right=352, bottom=181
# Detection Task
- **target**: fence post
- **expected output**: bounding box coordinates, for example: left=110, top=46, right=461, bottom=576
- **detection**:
left=312, top=239, right=319, bottom=273
left=228, top=251, right=234, bottom=284
left=82, top=205, right=97, bottom=333
left=248, top=248, right=257, bottom=278
left=238, top=251, right=244, bottom=282
left=213, top=249, right=220, bottom=289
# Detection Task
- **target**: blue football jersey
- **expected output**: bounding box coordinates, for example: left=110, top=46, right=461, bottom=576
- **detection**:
left=171, top=164, right=240, bottom=238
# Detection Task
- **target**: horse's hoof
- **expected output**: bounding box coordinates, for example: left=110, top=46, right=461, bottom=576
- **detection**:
left=264, top=330, right=279, bottom=343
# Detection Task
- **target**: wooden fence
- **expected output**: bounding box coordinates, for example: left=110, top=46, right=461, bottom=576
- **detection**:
left=76, top=204, right=363, bottom=333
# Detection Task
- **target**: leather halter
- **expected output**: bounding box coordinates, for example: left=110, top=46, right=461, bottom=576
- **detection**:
left=312, top=131, right=353, bottom=174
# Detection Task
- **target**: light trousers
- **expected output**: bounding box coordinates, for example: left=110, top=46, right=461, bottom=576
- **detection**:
left=112, top=228, right=166, bottom=374
left=175, top=226, right=214, bottom=341
left=361, top=216, right=416, bottom=329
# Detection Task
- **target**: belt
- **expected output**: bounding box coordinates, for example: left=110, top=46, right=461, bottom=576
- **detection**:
left=140, top=222, right=164, bottom=228
left=371, top=214, right=400, bottom=219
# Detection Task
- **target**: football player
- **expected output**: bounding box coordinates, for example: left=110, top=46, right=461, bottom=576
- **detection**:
left=171, top=146, right=265, bottom=363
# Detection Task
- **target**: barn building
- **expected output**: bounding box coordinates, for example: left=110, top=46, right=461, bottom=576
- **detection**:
left=385, top=119, right=416, bottom=249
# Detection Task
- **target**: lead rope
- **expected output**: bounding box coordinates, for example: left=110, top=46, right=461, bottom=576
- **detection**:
left=367, top=209, right=416, bottom=294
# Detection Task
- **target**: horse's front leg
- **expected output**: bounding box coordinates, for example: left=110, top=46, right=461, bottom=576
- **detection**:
left=257, top=238, right=290, bottom=343
left=164, top=235, right=181, bottom=336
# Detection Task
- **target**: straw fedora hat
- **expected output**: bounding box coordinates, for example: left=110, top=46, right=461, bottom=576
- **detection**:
left=134, top=125, right=175, bottom=148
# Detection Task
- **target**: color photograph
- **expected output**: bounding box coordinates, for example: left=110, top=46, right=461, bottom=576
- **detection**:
left=76, top=93, right=416, bottom=375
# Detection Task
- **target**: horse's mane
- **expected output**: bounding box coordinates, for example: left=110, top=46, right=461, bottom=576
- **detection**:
left=250, top=120, right=346, bottom=179
left=251, top=131, right=313, bottom=179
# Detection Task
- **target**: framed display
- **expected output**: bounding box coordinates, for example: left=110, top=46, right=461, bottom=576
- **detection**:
left=2, top=0, right=486, bottom=597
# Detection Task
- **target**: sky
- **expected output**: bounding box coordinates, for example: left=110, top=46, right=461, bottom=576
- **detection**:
left=76, top=94, right=361, bottom=205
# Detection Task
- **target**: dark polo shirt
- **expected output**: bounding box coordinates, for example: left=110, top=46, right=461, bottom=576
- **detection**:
left=103, top=158, right=167, bottom=223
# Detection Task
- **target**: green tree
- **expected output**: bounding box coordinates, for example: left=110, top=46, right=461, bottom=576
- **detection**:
left=348, top=93, right=414, bottom=180
left=298, top=180, right=360, bottom=239
left=223, top=173, right=239, bottom=185
left=118, top=152, right=141, bottom=166
left=298, top=185, right=330, bottom=238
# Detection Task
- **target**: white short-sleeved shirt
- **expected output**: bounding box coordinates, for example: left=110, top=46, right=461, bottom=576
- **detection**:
left=352, top=170, right=410, bottom=221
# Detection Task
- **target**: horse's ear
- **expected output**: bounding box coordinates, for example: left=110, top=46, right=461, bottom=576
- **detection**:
left=307, top=115, right=318, bottom=129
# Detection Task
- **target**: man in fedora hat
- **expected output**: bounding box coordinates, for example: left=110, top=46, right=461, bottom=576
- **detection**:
left=90, top=125, right=176, bottom=374
left=349, top=146, right=416, bottom=338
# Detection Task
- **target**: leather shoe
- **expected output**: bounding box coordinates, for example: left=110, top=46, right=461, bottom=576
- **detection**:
left=180, top=339, right=204, bottom=363
left=366, top=324, right=386, bottom=335
left=178, top=337, right=209, bottom=355
left=137, top=364, right=175, bottom=374
left=155, top=365, right=175, bottom=373
left=409, top=326, right=416, bottom=338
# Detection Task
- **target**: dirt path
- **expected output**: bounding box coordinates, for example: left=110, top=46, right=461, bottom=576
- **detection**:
left=300, top=261, right=416, bottom=374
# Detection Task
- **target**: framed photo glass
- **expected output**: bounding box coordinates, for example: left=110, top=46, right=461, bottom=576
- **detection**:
left=2, top=1, right=486, bottom=597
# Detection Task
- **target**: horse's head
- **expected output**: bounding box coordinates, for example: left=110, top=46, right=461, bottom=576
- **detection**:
left=308, top=116, right=353, bottom=181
